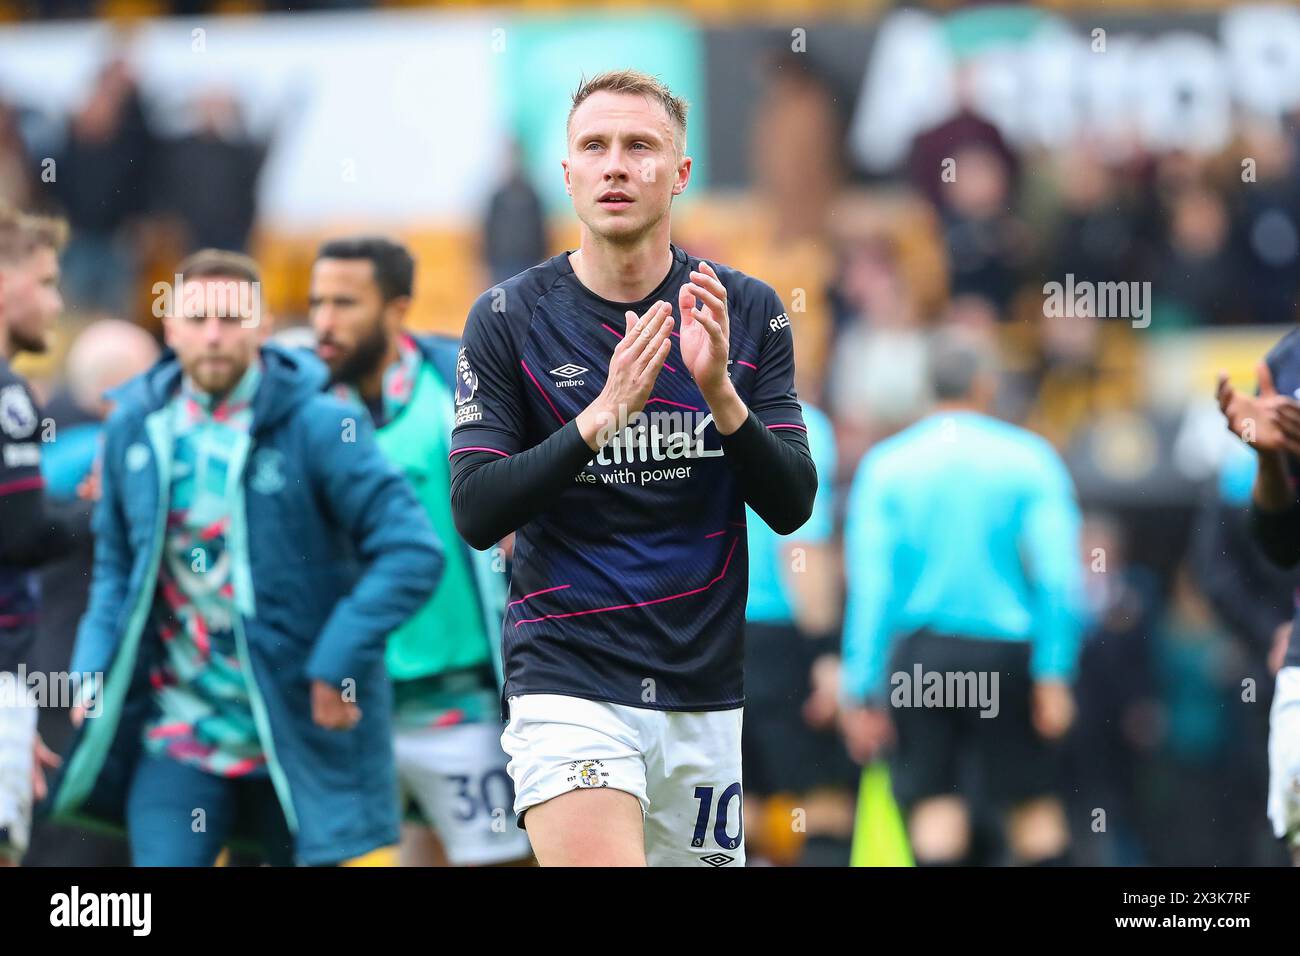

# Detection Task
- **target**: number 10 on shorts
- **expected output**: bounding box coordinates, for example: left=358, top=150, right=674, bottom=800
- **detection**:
left=691, top=783, right=743, bottom=850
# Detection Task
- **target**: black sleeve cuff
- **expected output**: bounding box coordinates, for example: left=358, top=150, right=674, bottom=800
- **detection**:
left=718, top=411, right=816, bottom=535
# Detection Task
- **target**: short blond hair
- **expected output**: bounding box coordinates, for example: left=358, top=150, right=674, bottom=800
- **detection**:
left=0, top=205, right=68, bottom=266
left=568, top=69, right=689, bottom=154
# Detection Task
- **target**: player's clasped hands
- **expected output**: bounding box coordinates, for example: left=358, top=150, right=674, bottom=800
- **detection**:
left=577, top=299, right=674, bottom=449
left=1217, top=361, right=1300, bottom=456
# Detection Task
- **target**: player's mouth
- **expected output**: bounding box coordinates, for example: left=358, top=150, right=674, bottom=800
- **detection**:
left=598, top=190, right=634, bottom=210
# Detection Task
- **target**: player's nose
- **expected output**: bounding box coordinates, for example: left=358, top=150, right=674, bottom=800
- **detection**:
left=601, top=146, right=631, bottom=179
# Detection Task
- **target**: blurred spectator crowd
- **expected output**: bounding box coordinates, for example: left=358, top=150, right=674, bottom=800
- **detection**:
left=696, top=54, right=1300, bottom=866
left=2, top=55, right=268, bottom=321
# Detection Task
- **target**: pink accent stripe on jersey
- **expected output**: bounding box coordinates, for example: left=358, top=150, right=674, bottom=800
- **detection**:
left=520, top=359, right=567, bottom=425
left=506, top=583, right=572, bottom=609
left=513, top=536, right=740, bottom=627
left=449, top=446, right=510, bottom=459
left=705, top=530, right=726, bottom=539
left=735, top=360, right=758, bottom=370
left=601, top=322, right=677, bottom=372
left=767, top=423, right=807, bottom=432
left=646, top=397, right=698, bottom=411
left=0, top=475, right=43, bottom=497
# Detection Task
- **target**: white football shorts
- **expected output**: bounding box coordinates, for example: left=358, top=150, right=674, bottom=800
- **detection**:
left=0, top=674, right=37, bottom=861
left=1268, top=666, right=1300, bottom=847
left=394, top=720, right=532, bottom=866
left=502, top=693, right=745, bottom=867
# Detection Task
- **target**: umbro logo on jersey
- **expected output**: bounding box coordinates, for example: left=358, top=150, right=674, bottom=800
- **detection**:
left=700, top=853, right=735, bottom=867
left=550, top=364, right=587, bottom=388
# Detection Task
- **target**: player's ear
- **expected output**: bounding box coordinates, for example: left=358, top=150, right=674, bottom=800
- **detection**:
left=562, top=158, right=572, bottom=196
left=672, top=155, right=691, bottom=196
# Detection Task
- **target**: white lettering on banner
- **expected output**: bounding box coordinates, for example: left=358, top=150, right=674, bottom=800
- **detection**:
left=850, top=6, right=1300, bottom=170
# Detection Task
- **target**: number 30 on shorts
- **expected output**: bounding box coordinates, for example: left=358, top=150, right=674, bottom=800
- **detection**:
left=690, top=783, right=743, bottom=850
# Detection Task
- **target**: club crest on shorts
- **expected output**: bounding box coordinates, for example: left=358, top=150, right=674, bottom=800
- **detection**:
left=566, top=759, right=609, bottom=789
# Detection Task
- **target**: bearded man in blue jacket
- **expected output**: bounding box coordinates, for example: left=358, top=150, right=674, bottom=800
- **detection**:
left=43, top=249, right=443, bottom=866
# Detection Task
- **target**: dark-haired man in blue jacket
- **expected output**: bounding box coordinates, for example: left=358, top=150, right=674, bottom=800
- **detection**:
left=311, top=236, right=528, bottom=867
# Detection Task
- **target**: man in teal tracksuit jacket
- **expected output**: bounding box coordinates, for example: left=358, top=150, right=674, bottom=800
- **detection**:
left=310, top=237, right=521, bottom=865
left=43, top=252, right=443, bottom=865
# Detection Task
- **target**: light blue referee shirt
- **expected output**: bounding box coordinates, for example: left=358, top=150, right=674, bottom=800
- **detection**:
left=745, top=403, right=836, bottom=623
left=840, top=410, right=1085, bottom=704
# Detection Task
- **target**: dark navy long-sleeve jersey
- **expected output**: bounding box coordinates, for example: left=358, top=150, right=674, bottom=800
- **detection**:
left=1252, top=327, right=1300, bottom=671
left=449, top=245, right=811, bottom=711
left=0, top=356, right=77, bottom=673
